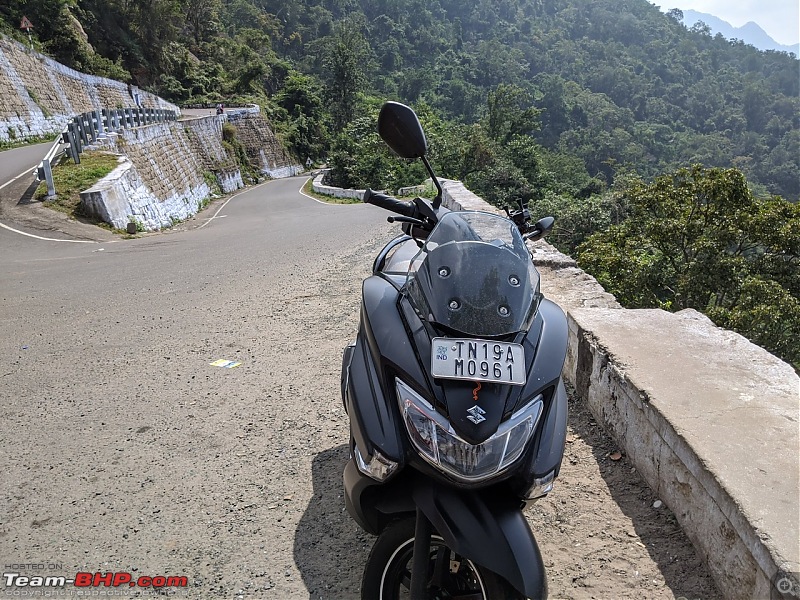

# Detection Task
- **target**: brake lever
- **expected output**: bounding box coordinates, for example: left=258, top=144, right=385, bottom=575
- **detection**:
left=388, top=216, right=425, bottom=226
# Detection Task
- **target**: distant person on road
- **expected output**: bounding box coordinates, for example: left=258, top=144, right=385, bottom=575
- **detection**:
left=216, top=103, right=224, bottom=115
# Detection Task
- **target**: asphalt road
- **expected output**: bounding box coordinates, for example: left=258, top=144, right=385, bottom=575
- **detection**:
left=0, top=176, right=394, bottom=597
left=0, top=141, right=52, bottom=190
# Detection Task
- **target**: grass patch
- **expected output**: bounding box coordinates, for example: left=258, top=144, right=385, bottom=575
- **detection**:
left=202, top=170, right=222, bottom=196
left=301, top=177, right=362, bottom=204
left=37, top=151, right=121, bottom=219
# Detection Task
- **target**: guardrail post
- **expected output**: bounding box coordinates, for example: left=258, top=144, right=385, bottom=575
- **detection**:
left=76, top=115, right=89, bottom=147
left=95, top=109, right=105, bottom=137
left=123, top=108, right=131, bottom=128
left=67, top=123, right=81, bottom=164
left=88, top=112, right=98, bottom=143
left=42, top=159, right=55, bottom=197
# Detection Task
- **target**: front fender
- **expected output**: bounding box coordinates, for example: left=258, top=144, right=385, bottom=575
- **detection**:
left=413, top=481, right=547, bottom=599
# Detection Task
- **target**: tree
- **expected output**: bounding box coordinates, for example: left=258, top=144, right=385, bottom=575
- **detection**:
left=185, top=0, right=221, bottom=49
left=274, top=71, right=329, bottom=160
left=322, top=16, right=372, bottom=132
left=485, top=84, right=541, bottom=145
left=576, top=165, right=799, bottom=366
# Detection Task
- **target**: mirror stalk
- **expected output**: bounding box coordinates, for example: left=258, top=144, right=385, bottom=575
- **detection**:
left=421, top=155, right=442, bottom=210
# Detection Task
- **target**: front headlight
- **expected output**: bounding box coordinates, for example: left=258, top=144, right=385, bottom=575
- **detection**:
left=396, top=379, right=543, bottom=482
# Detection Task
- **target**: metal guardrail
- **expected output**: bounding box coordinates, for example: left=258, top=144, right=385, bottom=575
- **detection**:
left=35, top=107, right=177, bottom=198
left=36, top=136, right=65, bottom=198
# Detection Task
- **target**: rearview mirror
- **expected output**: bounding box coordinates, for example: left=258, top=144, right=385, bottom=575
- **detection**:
left=526, top=217, right=555, bottom=242
left=377, top=102, right=427, bottom=159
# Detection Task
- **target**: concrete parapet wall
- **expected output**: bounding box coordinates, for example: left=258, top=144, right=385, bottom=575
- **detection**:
left=566, top=309, right=799, bottom=599
left=311, top=172, right=366, bottom=199
left=225, top=105, right=261, bottom=119
left=0, top=35, right=178, bottom=143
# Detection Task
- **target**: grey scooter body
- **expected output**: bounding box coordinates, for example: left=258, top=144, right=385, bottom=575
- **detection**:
left=341, top=101, right=568, bottom=599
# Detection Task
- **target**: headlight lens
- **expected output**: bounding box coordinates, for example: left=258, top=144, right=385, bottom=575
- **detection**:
left=396, top=379, right=543, bottom=482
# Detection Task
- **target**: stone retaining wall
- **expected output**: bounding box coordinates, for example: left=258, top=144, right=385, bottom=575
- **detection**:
left=81, top=157, right=211, bottom=231
left=0, top=35, right=178, bottom=143
left=78, top=112, right=303, bottom=231
left=226, top=112, right=302, bottom=178
left=80, top=117, right=242, bottom=231
left=181, top=116, right=243, bottom=193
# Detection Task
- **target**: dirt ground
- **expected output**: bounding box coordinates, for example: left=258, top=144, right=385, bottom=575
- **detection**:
left=0, top=206, right=720, bottom=600
left=204, top=235, right=719, bottom=599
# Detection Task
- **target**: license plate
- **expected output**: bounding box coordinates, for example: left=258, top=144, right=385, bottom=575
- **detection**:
left=430, top=338, right=526, bottom=386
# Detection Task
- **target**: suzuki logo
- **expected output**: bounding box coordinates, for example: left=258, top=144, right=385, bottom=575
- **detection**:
left=466, top=405, right=486, bottom=425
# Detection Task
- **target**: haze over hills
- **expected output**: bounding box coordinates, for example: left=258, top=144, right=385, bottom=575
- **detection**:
left=679, top=9, right=800, bottom=55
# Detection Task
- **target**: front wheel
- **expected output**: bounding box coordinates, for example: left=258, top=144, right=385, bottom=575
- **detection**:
left=362, top=518, right=526, bottom=600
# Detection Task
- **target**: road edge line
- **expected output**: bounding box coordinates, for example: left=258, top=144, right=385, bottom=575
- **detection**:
left=198, top=179, right=273, bottom=229
left=0, top=220, right=98, bottom=243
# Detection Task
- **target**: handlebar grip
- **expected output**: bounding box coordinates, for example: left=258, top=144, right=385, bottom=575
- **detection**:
left=363, top=188, right=416, bottom=218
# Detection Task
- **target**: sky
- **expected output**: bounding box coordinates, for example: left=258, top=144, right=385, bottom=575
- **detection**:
left=660, top=0, right=800, bottom=45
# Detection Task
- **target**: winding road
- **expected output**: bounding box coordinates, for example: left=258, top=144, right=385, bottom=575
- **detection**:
left=0, top=161, right=719, bottom=598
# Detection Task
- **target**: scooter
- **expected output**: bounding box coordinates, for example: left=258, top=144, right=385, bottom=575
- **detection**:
left=341, top=101, right=568, bottom=600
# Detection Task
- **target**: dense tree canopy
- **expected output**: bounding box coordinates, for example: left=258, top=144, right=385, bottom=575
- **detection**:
left=1, top=0, right=797, bottom=199
left=576, top=166, right=799, bottom=367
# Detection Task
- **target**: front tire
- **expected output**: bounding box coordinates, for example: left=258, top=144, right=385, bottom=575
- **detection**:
left=362, top=517, right=526, bottom=600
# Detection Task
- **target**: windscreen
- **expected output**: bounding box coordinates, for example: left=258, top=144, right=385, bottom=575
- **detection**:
left=406, top=212, right=540, bottom=337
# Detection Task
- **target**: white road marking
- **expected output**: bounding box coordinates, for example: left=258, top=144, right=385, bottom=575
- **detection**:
left=0, top=166, right=35, bottom=191
left=0, top=221, right=98, bottom=243
left=198, top=181, right=271, bottom=229
left=1, top=163, right=101, bottom=243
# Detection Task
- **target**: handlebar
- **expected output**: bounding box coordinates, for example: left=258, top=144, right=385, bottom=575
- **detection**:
left=363, top=188, right=416, bottom=218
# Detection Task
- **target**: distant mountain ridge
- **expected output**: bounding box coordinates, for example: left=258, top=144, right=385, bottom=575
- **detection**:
left=680, top=9, right=799, bottom=55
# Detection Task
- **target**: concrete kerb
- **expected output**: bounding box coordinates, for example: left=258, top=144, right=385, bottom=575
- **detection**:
left=311, top=170, right=366, bottom=200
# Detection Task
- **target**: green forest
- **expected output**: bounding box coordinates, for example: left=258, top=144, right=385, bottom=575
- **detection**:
left=1, top=0, right=798, bottom=366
